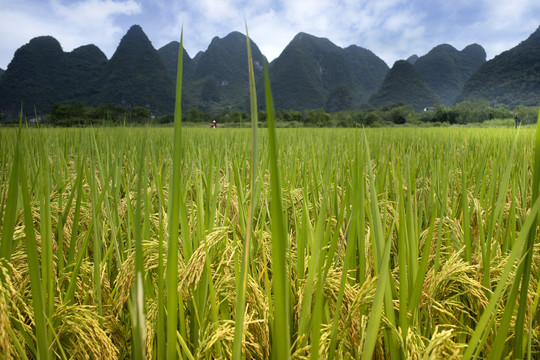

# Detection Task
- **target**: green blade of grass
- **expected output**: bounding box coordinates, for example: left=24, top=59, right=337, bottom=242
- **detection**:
left=396, top=165, right=410, bottom=345
left=66, top=157, right=84, bottom=267
left=462, top=194, right=540, bottom=359
left=19, top=155, right=50, bottom=360
left=132, top=137, right=147, bottom=360
left=153, top=159, right=166, bottom=359
left=513, top=106, right=540, bottom=357
left=64, top=173, right=110, bottom=304
left=167, top=27, right=184, bottom=360
left=233, top=23, right=259, bottom=360
left=0, top=126, right=21, bottom=261
left=38, top=139, right=55, bottom=323
left=263, top=60, right=291, bottom=360
left=361, top=132, right=397, bottom=360
left=361, top=222, right=393, bottom=359
left=327, top=210, right=357, bottom=358
left=89, top=145, right=103, bottom=321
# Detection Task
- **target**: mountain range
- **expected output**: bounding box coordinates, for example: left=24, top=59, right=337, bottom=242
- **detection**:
left=265, top=32, right=389, bottom=111
left=0, top=24, right=538, bottom=117
left=457, top=27, right=540, bottom=106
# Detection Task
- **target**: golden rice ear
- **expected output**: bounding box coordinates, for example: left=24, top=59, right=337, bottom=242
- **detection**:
left=0, top=263, right=15, bottom=358
left=421, top=252, right=488, bottom=332
left=52, top=304, right=119, bottom=359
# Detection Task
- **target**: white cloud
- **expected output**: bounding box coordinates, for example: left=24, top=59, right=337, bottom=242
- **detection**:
left=0, top=0, right=142, bottom=69
left=50, top=0, right=141, bottom=23
left=0, top=0, right=538, bottom=70
left=48, top=0, right=142, bottom=52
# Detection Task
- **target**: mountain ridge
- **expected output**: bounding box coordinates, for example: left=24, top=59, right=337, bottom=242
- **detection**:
left=0, top=36, right=108, bottom=116
left=0, top=24, right=538, bottom=118
left=413, top=43, right=486, bottom=105
left=457, top=25, right=540, bottom=106
left=92, top=25, right=176, bottom=114
left=369, top=60, right=440, bottom=111
left=268, top=32, right=389, bottom=111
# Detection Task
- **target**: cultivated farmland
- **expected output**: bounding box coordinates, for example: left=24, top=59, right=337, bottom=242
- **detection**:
left=0, top=125, right=539, bottom=359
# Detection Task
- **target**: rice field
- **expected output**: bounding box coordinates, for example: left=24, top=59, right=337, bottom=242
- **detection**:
left=0, top=123, right=539, bottom=359
left=1, top=31, right=540, bottom=359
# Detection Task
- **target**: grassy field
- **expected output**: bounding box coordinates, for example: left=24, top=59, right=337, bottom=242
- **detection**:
left=0, top=125, right=539, bottom=359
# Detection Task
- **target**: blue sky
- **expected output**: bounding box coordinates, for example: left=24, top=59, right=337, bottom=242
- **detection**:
left=1, top=0, right=539, bottom=70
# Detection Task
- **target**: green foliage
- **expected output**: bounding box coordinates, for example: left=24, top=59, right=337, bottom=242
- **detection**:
left=230, top=110, right=249, bottom=123
left=257, top=110, right=267, bottom=122
left=453, top=99, right=491, bottom=123
left=129, top=107, right=151, bottom=123
left=187, top=108, right=203, bottom=122
left=515, top=105, right=540, bottom=124
left=332, top=110, right=364, bottom=127
left=49, top=103, right=128, bottom=125
left=95, top=104, right=128, bottom=123
left=276, top=108, right=304, bottom=122
left=2, top=126, right=540, bottom=359
left=42, top=98, right=532, bottom=128
left=51, top=103, right=84, bottom=123
left=420, top=104, right=458, bottom=124
left=304, top=108, right=331, bottom=126
left=387, top=105, right=411, bottom=124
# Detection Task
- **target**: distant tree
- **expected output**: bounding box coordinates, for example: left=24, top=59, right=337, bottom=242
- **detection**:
left=97, top=104, right=127, bottom=123
left=364, top=112, right=381, bottom=126
left=389, top=106, right=410, bottom=124
left=50, top=103, right=84, bottom=125
left=50, top=104, right=72, bottom=122
left=454, top=99, right=490, bottom=123
left=304, top=109, right=331, bottom=126
left=425, top=104, right=458, bottom=124
left=230, top=110, right=248, bottom=124
left=258, top=110, right=267, bottom=123
left=130, top=107, right=151, bottom=123
left=488, top=105, right=512, bottom=120
left=72, top=103, right=85, bottom=117
left=515, top=105, right=539, bottom=125
left=157, top=114, right=174, bottom=124
left=276, top=109, right=304, bottom=123
left=187, top=108, right=203, bottom=122
left=332, top=110, right=365, bottom=127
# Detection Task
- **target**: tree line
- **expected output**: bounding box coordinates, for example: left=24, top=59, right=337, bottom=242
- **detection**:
left=2, top=99, right=537, bottom=127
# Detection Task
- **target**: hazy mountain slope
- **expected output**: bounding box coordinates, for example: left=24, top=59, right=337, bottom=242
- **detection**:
left=414, top=43, right=486, bottom=105
left=0, top=36, right=107, bottom=116
left=457, top=26, right=540, bottom=106
left=94, top=25, right=175, bottom=114
left=189, top=31, right=266, bottom=111
left=369, top=60, right=440, bottom=111
left=157, top=41, right=195, bottom=81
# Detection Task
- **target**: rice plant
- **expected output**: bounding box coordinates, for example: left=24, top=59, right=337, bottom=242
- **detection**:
left=0, top=29, right=539, bottom=360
